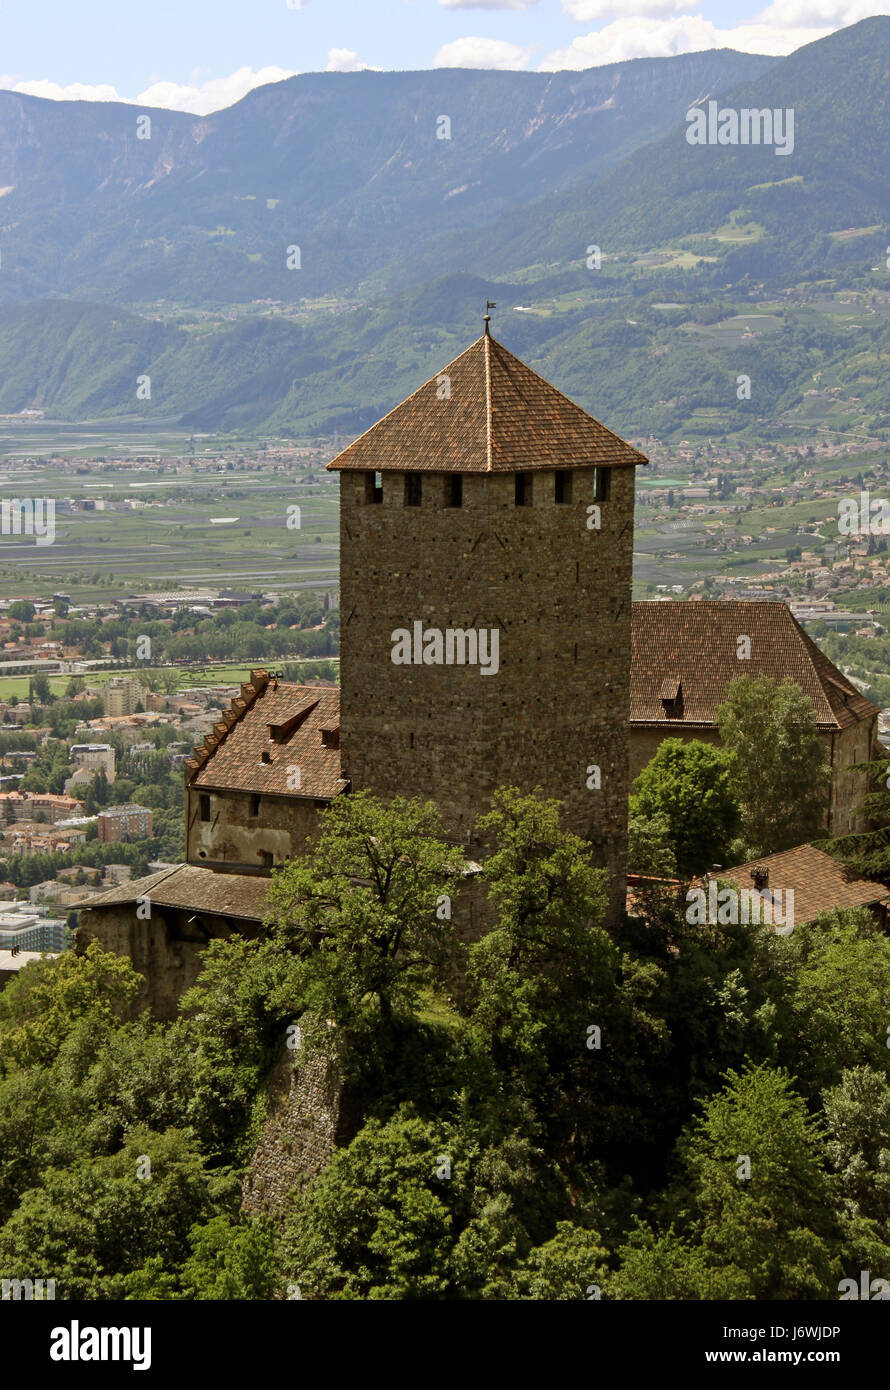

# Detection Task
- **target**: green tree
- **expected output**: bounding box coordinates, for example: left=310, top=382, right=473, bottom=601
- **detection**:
left=631, top=739, right=739, bottom=877
left=676, top=1063, right=841, bottom=1299
left=0, top=941, right=142, bottom=1070
left=767, top=908, right=890, bottom=1098
left=717, top=676, right=830, bottom=856
left=281, top=1110, right=467, bottom=1299
left=0, top=1128, right=228, bottom=1299
left=822, top=1065, right=890, bottom=1272
left=180, top=1215, right=280, bottom=1300
left=266, top=792, right=465, bottom=1048
left=507, top=1222, right=609, bottom=1300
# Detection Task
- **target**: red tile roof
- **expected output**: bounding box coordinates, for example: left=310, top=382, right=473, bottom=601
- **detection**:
left=186, top=673, right=347, bottom=801
left=630, top=601, right=878, bottom=732
left=326, top=333, right=648, bottom=474
left=718, top=843, right=889, bottom=926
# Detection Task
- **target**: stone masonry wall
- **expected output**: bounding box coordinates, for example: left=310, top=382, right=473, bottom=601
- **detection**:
left=75, top=905, right=264, bottom=1021
left=339, top=465, right=636, bottom=923
left=187, top=788, right=323, bottom=874
left=630, top=715, right=877, bottom=838
left=241, top=1032, right=350, bottom=1218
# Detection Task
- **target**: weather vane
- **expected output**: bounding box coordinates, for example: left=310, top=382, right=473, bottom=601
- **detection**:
left=483, top=300, right=497, bottom=335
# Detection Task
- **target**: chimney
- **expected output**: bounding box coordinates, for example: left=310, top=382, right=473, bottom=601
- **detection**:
left=261, top=749, right=272, bottom=764
left=751, top=866, right=769, bottom=891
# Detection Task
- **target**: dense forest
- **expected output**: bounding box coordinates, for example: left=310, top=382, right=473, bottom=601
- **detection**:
left=1, top=769, right=889, bottom=1299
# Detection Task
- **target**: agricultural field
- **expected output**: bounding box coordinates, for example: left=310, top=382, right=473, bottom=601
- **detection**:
left=0, top=427, right=339, bottom=603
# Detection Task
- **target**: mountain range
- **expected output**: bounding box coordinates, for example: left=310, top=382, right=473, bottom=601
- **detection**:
left=0, top=18, right=887, bottom=439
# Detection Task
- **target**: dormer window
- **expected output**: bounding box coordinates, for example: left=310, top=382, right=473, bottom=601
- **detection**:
left=660, top=677, right=683, bottom=719
left=268, top=701, right=318, bottom=743
left=321, top=724, right=340, bottom=749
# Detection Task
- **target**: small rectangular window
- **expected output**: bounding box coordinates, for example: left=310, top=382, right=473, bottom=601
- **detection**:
left=554, top=470, right=572, bottom=504
left=404, top=473, right=422, bottom=507
left=250, top=793, right=261, bottom=817
left=515, top=473, right=532, bottom=507
left=260, top=851, right=274, bottom=869
left=365, top=470, right=383, bottom=504
left=594, top=467, right=611, bottom=503
left=199, top=793, right=211, bottom=822
left=445, top=475, right=462, bottom=508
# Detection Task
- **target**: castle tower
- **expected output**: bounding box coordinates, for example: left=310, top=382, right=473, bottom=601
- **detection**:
left=328, top=329, right=646, bottom=922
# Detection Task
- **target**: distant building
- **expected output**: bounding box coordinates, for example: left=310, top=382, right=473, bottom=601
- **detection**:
left=104, top=677, right=145, bottom=718
left=68, top=742, right=116, bottom=782
left=97, top=804, right=153, bottom=842
left=0, top=950, right=57, bottom=990
left=0, top=791, right=84, bottom=825
left=102, top=863, right=133, bottom=885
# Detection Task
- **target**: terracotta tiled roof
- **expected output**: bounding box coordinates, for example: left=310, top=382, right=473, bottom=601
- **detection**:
left=718, top=843, right=889, bottom=926
left=630, top=601, right=879, bottom=732
left=186, top=674, right=347, bottom=801
left=326, top=333, right=648, bottom=474
left=82, top=864, right=271, bottom=921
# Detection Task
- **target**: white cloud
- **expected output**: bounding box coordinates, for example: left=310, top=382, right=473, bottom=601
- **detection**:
left=0, top=66, right=298, bottom=114
left=439, top=1, right=539, bottom=9
left=562, top=0, right=695, bottom=18
left=758, top=0, right=888, bottom=20
left=135, top=66, right=297, bottom=113
left=541, top=14, right=840, bottom=68
left=433, top=36, right=534, bottom=67
left=547, top=0, right=890, bottom=68
left=325, top=48, right=382, bottom=72
left=1, top=78, right=122, bottom=103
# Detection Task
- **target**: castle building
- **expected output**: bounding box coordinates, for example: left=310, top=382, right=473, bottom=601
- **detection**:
left=77, top=329, right=646, bottom=1007
left=329, top=327, right=647, bottom=919
left=185, top=678, right=346, bottom=874
left=630, top=601, right=878, bottom=836
left=76, top=331, right=885, bottom=1014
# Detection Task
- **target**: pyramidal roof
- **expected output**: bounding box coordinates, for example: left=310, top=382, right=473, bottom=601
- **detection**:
left=326, top=332, right=648, bottom=474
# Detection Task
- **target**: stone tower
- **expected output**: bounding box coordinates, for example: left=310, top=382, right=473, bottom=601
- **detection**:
left=328, top=328, right=646, bottom=922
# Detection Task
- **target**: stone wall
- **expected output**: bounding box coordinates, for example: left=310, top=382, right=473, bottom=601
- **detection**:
left=241, top=1030, right=352, bottom=1218
left=75, top=904, right=264, bottom=1021
left=629, top=713, right=878, bottom=837
left=339, top=465, right=636, bottom=923
left=187, top=788, right=323, bottom=874
left=829, top=715, right=877, bottom=837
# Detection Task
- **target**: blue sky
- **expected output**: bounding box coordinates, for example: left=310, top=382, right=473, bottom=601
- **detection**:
left=0, top=0, right=884, bottom=113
